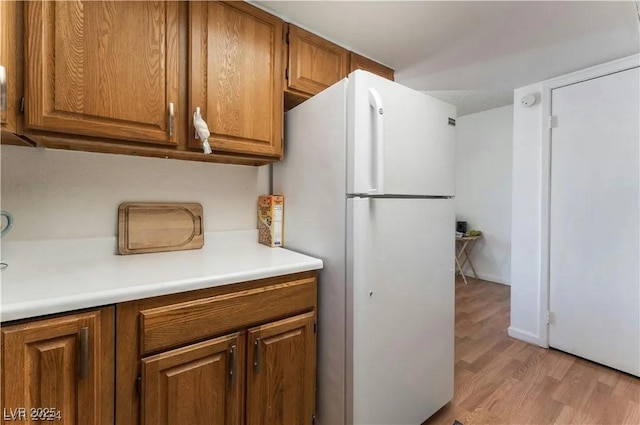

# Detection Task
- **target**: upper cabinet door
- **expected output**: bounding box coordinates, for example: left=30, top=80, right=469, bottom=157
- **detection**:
left=286, top=24, right=349, bottom=97
left=24, top=1, right=180, bottom=146
left=189, top=2, right=283, bottom=158
left=349, top=52, right=394, bottom=81
left=0, top=0, right=19, bottom=133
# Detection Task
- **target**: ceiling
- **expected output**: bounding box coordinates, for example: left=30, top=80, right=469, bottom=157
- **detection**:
left=256, top=1, right=640, bottom=115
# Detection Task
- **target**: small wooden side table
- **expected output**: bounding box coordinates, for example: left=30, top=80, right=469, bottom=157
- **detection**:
left=455, top=235, right=482, bottom=284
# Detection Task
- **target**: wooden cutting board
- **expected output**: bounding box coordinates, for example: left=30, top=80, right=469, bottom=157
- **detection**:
left=118, top=203, right=204, bottom=255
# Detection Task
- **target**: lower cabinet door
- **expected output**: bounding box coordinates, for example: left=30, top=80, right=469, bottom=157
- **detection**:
left=142, top=332, right=244, bottom=425
left=246, top=312, right=316, bottom=425
left=1, top=307, right=115, bottom=425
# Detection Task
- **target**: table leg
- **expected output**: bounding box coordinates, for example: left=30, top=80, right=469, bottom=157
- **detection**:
left=467, top=240, right=480, bottom=280
left=455, top=240, right=470, bottom=284
left=455, top=253, right=468, bottom=284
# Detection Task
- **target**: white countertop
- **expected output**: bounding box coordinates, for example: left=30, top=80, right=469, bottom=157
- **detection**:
left=0, top=230, right=323, bottom=322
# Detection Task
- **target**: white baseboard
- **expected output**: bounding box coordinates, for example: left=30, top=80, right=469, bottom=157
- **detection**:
left=508, top=326, right=545, bottom=347
left=461, top=270, right=510, bottom=286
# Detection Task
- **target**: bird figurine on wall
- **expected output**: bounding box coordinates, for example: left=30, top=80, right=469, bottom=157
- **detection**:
left=193, top=107, right=212, bottom=154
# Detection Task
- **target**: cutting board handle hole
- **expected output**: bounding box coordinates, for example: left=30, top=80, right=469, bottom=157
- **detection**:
left=194, top=217, right=202, bottom=236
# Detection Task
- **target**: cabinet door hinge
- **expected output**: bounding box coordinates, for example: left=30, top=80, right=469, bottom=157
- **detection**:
left=136, top=375, right=142, bottom=396
left=313, top=321, right=317, bottom=334
left=285, top=68, right=289, bottom=81
left=548, top=115, right=557, bottom=129
left=312, top=414, right=316, bottom=425
left=286, top=31, right=290, bottom=44
left=20, top=96, right=24, bottom=113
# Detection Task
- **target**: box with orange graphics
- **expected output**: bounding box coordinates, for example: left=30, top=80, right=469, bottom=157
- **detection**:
left=258, top=195, right=284, bottom=247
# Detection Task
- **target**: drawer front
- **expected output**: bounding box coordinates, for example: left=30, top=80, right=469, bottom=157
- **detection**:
left=140, top=277, right=316, bottom=355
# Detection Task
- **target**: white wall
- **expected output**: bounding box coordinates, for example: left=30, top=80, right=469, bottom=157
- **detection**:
left=510, top=82, right=544, bottom=345
left=0, top=146, right=270, bottom=241
left=455, top=105, right=513, bottom=285
left=509, top=54, right=639, bottom=347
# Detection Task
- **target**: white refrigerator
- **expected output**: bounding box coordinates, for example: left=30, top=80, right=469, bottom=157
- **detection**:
left=273, top=70, right=456, bottom=425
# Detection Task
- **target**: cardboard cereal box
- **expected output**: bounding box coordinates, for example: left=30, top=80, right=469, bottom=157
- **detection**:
left=258, top=195, right=284, bottom=247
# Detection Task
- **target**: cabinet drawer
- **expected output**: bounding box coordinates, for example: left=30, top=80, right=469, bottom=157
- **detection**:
left=140, top=277, right=316, bottom=355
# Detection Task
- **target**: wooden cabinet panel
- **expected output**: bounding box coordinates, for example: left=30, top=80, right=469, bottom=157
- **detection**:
left=1, top=307, right=114, bottom=425
left=115, top=271, right=317, bottom=425
left=286, top=24, right=348, bottom=97
left=24, top=1, right=180, bottom=145
left=189, top=1, right=283, bottom=157
left=140, top=276, right=316, bottom=355
left=246, top=312, right=316, bottom=425
left=349, top=52, right=394, bottom=81
left=142, top=332, right=244, bottom=425
left=0, top=0, right=24, bottom=138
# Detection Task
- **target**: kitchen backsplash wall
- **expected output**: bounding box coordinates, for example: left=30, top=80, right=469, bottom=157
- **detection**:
left=0, top=145, right=270, bottom=241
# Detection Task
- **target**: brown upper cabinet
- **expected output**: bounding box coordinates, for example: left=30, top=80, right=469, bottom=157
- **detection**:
left=349, top=52, right=394, bottom=81
left=0, top=0, right=18, bottom=134
left=285, top=24, right=349, bottom=98
left=0, top=0, right=32, bottom=146
left=189, top=2, right=283, bottom=158
left=14, top=1, right=392, bottom=164
left=24, top=1, right=180, bottom=146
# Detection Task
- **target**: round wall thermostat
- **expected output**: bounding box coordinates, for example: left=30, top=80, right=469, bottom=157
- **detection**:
left=521, top=94, right=536, bottom=107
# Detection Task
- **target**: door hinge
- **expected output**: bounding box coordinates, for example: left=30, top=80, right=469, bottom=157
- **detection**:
left=136, top=375, right=142, bottom=396
left=286, top=31, right=290, bottom=44
left=312, top=414, right=316, bottom=425
left=285, top=68, right=289, bottom=81
left=548, top=115, right=557, bottom=129
left=313, top=321, right=317, bottom=334
left=20, top=96, right=24, bottom=113
left=546, top=311, right=553, bottom=325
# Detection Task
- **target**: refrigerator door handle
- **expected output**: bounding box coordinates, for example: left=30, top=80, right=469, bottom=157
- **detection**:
left=368, top=88, right=385, bottom=195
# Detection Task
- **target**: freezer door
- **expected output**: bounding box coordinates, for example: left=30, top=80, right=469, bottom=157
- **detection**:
left=346, top=197, right=454, bottom=425
left=347, top=70, right=456, bottom=196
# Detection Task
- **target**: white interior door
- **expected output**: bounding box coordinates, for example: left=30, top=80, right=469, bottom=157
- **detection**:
left=346, top=197, right=454, bottom=424
left=549, top=67, right=640, bottom=376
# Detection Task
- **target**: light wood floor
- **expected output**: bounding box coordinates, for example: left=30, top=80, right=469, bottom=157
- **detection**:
left=424, top=277, right=640, bottom=425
